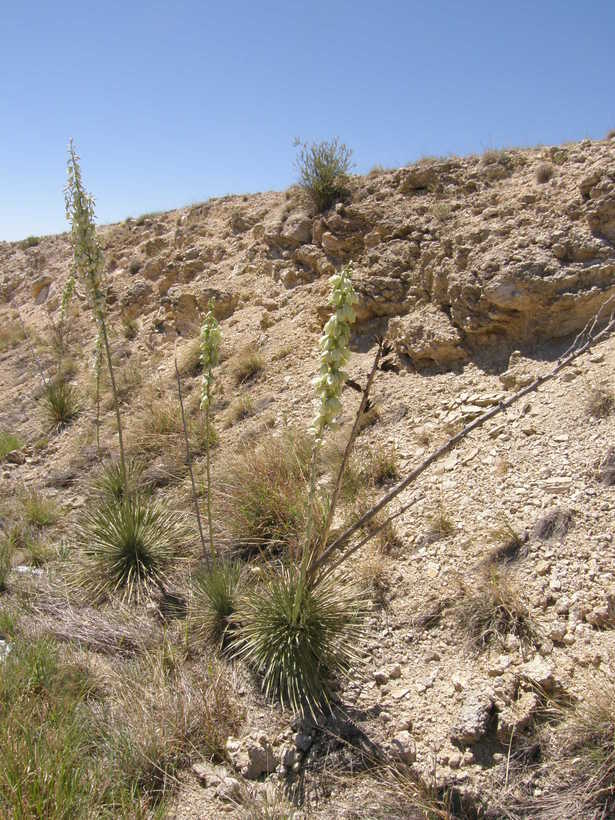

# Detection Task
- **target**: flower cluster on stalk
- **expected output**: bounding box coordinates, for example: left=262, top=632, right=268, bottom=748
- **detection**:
left=199, top=302, right=221, bottom=410
left=311, top=262, right=357, bottom=438
left=64, top=139, right=105, bottom=316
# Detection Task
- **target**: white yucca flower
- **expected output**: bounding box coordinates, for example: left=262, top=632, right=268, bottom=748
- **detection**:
left=200, top=302, right=221, bottom=410
left=311, top=263, right=357, bottom=438
left=64, top=139, right=105, bottom=315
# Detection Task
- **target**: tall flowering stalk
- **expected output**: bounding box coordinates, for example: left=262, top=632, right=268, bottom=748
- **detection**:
left=304, top=263, right=357, bottom=565
left=64, top=140, right=127, bottom=481
left=200, top=302, right=221, bottom=561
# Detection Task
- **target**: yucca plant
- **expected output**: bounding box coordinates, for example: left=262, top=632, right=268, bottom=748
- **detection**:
left=65, top=140, right=127, bottom=480
left=191, top=559, right=242, bottom=646
left=234, top=565, right=362, bottom=715
left=75, top=497, right=188, bottom=603
left=41, top=378, right=80, bottom=430
left=91, top=458, right=146, bottom=502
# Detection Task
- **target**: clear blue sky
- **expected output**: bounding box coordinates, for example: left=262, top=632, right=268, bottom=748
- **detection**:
left=2, top=0, right=613, bottom=241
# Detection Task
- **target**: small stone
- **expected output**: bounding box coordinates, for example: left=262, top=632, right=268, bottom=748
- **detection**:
left=449, top=751, right=462, bottom=770
left=216, top=776, right=242, bottom=803
left=389, top=663, right=402, bottom=680
left=520, top=657, right=555, bottom=692
left=451, top=690, right=494, bottom=745
left=374, top=669, right=389, bottom=685
left=389, top=730, right=416, bottom=764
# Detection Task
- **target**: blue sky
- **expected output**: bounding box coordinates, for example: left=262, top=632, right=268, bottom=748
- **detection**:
left=1, top=0, right=613, bottom=241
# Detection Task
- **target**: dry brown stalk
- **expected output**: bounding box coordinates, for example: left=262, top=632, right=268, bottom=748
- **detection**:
left=174, top=342, right=207, bottom=558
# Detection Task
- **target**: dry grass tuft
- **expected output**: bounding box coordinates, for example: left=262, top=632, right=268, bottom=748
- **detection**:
left=586, top=384, right=614, bottom=419
left=231, top=345, right=264, bottom=385
left=535, top=162, right=554, bottom=183
left=452, top=567, right=538, bottom=650
left=177, top=337, right=202, bottom=377
left=217, top=430, right=315, bottom=556
left=227, top=394, right=255, bottom=425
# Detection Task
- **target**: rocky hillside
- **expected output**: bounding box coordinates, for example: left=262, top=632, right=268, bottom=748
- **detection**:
left=0, top=135, right=614, bottom=818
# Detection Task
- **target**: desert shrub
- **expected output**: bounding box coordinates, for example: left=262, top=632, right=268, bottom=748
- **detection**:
left=607, top=128, right=615, bottom=140
left=41, top=378, right=80, bottom=430
left=19, top=235, right=41, bottom=249
left=231, top=345, right=264, bottom=385
left=191, top=559, right=242, bottom=645
left=130, top=397, right=217, bottom=455
left=427, top=501, right=455, bottom=539
left=295, top=137, right=353, bottom=212
left=234, top=565, right=362, bottom=714
left=432, top=201, right=452, bottom=221
left=586, top=384, right=614, bottom=419
left=219, top=430, right=315, bottom=555
left=177, top=337, right=202, bottom=377
left=128, top=259, right=141, bottom=274
left=536, top=162, right=554, bottom=183
left=0, top=432, right=22, bottom=461
left=75, top=497, right=189, bottom=602
left=452, top=567, right=537, bottom=650
left=368, top=448, right=400, bottom=486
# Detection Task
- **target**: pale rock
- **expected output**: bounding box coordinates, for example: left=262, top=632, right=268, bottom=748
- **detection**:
left=520, top=657, right=555, bottom=692
left=389, top=730, right=416, bottom=764
left=389, top=304, right=467, bottom=367
left=451, top=690, right=494, bottom=745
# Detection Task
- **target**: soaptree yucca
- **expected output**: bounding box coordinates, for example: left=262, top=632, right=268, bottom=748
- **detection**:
left=65, top=140, right=126, bottom=483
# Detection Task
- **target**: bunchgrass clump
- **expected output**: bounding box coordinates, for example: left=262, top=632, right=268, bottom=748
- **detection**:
left=234, top=566, right=362, bottom=714
left=219, top=431, right=315, bottom=555
left=586, top=384, right=615, bottom=419
left=75, top=497, right=188, bottom=602
left=452, top=567, right=537, bottom=650
left=368, top=447, right=400, bottom=486
left=0, top=432, right=23, bottom=461
left=231, top=345, right=264, bottom=385
left=228, top=394, right=255, bottom=425
left=177, top=337, right=202, bottom=377
left=20, top=488, right=59, bottom=529
left=191, top=559, right=242, bottom=645
left=295, top=137, right=353, bottom=212
left=0, top=320, right=26, bottom=353
left=0, top=637, right=101, bottom=818
left=527, top=679, right=615, bottom=819
left=41, top=378, right=80, bottom=430
left=91, top=457, right=147, bottom=502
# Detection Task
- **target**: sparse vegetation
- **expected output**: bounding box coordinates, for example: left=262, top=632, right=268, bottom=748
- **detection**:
left=586, top=384, right=614, bottom=418
left=20, top=488, right=60, bottom=529
left=294, top=137, right=353, bottom=212
left=536, top=162, right=554, bottom=183
left=0, top=432, right=23, bottom=461
left=452, top=566, right=537, bottom=649
left=19, top=235, right=42, bottom=249
left=220, top=430, right=314, bottom=555
left=228, top=393, right=255, bottom=424
left=121, top=314, right=138, bottom=339
left=0, top=319, right=26, bottom=353
left=432, top=201, right=452, bottom=221
left=231, top=345, right=264, bottom=385
left=0, top=540, right=12, bottom=591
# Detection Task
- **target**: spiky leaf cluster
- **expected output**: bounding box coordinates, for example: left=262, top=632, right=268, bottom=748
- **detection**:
left=234, top=566, right=362, bottom=714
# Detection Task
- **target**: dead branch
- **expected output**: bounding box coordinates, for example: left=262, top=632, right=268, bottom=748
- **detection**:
left=313, top=295, right=615, bottom=579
